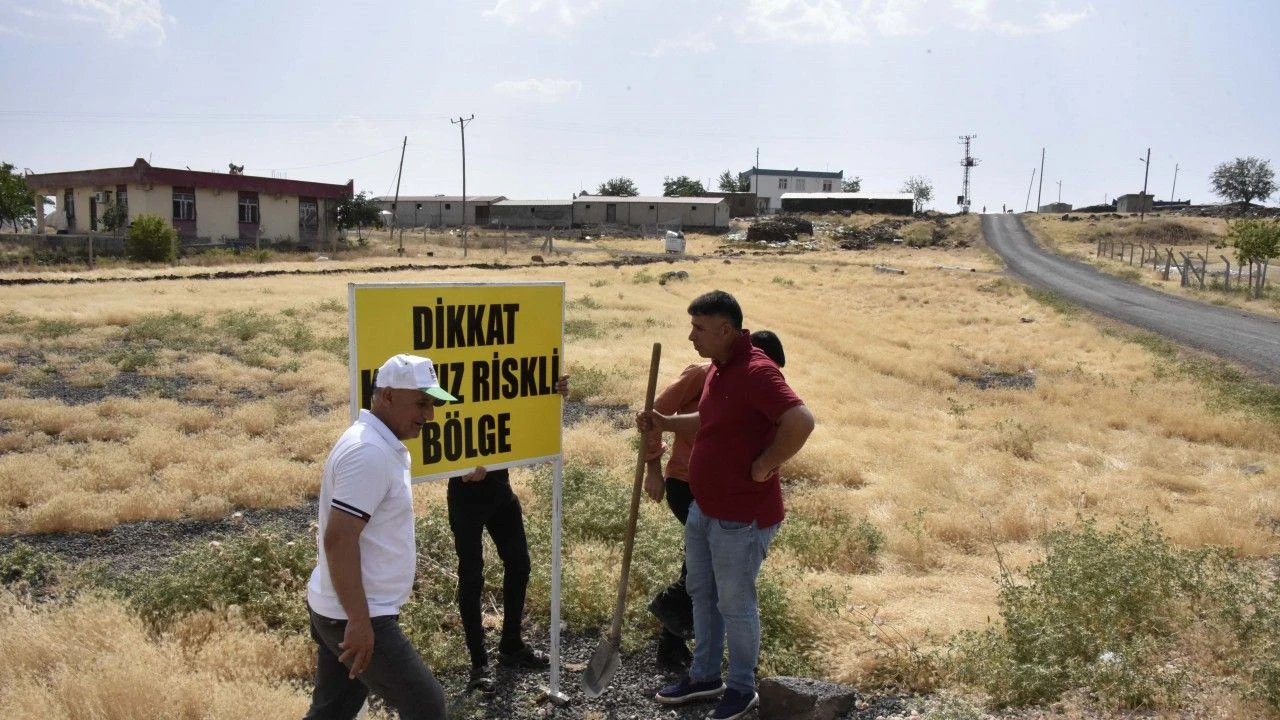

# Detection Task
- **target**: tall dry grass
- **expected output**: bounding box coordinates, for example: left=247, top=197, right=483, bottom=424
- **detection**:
left=1, top=221, right=1279, bottom=712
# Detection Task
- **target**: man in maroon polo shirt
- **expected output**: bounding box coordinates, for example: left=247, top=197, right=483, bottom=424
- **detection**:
left=638, top=290, right=815, bottom=720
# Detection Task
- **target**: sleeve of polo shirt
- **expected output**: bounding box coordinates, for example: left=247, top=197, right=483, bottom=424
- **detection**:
left=645, top=363, right=707, bottom=461
left=328, top=442, right=393, bottom=522
left=747, top=363, right=803, bottom=422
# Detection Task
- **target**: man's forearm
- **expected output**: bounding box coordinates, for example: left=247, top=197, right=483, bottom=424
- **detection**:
left=754, top=405, right=815, bottom=479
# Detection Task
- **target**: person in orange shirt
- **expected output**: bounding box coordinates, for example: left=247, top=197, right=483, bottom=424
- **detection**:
left=643, top=330, right=787, bottom=670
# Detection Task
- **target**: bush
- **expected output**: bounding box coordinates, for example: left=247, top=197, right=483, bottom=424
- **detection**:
left=952, top=519, right=1206, bottom=708
left=125, top=213, right=178, bottom=263
left=124, top=523, right=314, bottom=634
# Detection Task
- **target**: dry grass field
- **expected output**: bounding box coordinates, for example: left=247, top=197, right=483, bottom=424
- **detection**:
left=1024, top=213, right=1280, bottom=318
left=2, top=216, right=1279, bottom=718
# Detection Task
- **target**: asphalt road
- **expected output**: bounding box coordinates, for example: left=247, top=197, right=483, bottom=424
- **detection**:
left=981, top=213, right=1280, bottom=382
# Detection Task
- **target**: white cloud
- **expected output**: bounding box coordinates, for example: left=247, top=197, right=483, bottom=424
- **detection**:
left=646, top=32, right=717, bottom=57
left=951, top=0, right=1092, bottom=36
left=484, top=0, right=601, bottom=26
left=493, top=78, right=583, bottom=103
left=738, top=0, right=867, bottom=44
left=874, top=0, right=928, bottom=36
left=58, top=0, right=174, bottom=44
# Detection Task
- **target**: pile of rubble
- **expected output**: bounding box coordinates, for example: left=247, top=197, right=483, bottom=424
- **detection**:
left=1169, top=202, right=1280, bottom=219
left=832, top=219, right=909, bottom=250
left=745, top=215, right=814, bottom=244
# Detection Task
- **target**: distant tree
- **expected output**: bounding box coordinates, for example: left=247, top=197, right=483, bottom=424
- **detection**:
left=596, top=177, right=639, bottom=196
left=717, top=170, right=750, bottom=193
left=0, top=162, right=36, bottom=232
left=333, top=192, right=384, bottom=240
left=900, top=175, right=934, bottom=213
left=663, top=175, right=707, bottom=197
left=126, top=213, right=178, bottom=263
left=841, top=177, right=863, bottom=193
left=1210, top=157, right=1276, bottom=205
left=1228, top=218, right=1279, bottom=296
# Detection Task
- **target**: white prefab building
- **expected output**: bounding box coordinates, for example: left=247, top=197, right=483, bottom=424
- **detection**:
left=746, top=167, right=844, bottom=214
left=375, top=195, right=506, bottom=228
left=572, top=196, right=730, bottom=229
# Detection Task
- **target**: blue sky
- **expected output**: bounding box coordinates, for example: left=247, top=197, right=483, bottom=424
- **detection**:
left=3, top=0, right=1278, bottom=212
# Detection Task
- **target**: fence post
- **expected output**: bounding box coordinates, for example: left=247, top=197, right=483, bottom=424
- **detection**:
left=1220, top=255, right=1231, bottom=291
left=1196, top=254, right=1207, bottom=289
left=1096, top=236, right=1102, bottom=257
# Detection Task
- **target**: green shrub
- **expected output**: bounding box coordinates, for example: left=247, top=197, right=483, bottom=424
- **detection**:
left=776, top=513, right=884, bottom=573
left=126, top=213, right=178, bottom=263
left=125, top=523, right=313, bottom=634
left=0, top=541, right=64, bottom=587
left=952, top=519, right=1202, bottom=708
left=122, top=310, right=207, bottom=350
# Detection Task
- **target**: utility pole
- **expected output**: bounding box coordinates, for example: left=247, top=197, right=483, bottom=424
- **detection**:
left=1056, top=180, right=1062, bottom=204
left=391, top=136, right=407, bottom=256
left=451, top=115, right=474, bottom=256
left=1138, top=147, right=1151, bottom=223
left=958, top=134, right=979, bottom=214
left=754, top=147, right=760, bottom=218
left=1170, top=163, right=1179, bottom=202
left=1024, top=168, right=1036, bottom=212
left=1035, top=148, right=1045, bottom=212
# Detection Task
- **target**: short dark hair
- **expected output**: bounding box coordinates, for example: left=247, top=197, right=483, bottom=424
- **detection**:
left=687, top=290, right=742, bottom=329
left=749, top=330, right=785, bottom=367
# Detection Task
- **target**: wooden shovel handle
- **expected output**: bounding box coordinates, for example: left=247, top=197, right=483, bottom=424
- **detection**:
left=608, top=342, right=662, bottom=643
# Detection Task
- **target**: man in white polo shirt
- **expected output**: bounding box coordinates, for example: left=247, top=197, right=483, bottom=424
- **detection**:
left=304, top=353, right=455, bottom=720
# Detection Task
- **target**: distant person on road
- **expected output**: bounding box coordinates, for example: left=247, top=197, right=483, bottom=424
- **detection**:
left=451, top=375, right=569, bottom=693
left=638, top=290, right=815, bottom=720
left=304, top=353, right=453, bottom=720
left=642, top=330, right=788, bottom=672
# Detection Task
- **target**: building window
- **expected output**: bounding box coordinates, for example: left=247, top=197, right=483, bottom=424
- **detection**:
left=173, top=188, right=196, bottom=221
left=822, top=180, right=833, bottom=192
left=649, top=205, right=655, bottom=210
left=777, top=178, right=788, bottom=190
left=116, top=185, right=129, bottom=211
left=238, top=192, right=260, bottom=224
left=444, top=203, right=451, bottom=210
left=64, top=189, right=75, bottom=220
left=299, top=198, right=318, bottom=227
left=797, top=179, right=806, bottom=191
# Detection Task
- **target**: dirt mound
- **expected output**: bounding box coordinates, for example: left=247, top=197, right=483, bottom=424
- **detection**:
left=832, top=219, right=909, bottom=250
left=1170, top=202, right=1280, bottom=219
left=745, top=216, right=814, bottom=243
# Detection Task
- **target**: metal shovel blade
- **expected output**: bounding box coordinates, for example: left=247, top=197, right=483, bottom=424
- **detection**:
left=579, top=635, right=620, bottom=698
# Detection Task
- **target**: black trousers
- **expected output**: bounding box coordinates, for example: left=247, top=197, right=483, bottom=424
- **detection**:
left=664, top=477, right=695, bottom=592
left=447, top=469, right=531, bottom=669
left=304, top=607, right=446, bottom=720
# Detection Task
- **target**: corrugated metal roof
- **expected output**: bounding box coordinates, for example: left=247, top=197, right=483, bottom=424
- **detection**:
left=780, top=192, right=914, bottom=201
left=493, top=199, right=573, bottom=206
left=374, top=195, right=506, bottom=203
left=575, top=196, right=727, bottom=204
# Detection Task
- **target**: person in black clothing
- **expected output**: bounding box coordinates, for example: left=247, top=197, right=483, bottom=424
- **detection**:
left=450, top=375, right=567, bottom=692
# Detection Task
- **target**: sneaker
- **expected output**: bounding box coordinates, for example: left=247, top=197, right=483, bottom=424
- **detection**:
left=707, top=688, right=759, bottom=720
left=656, top=630, right=692, bottom=672
left=648, top=587, right=695, bottom=640
left=496, top=644, right=550, bottom=669
left=466, top=666, right=494, bottom=693
left=654, top=676, right=725, bottom=705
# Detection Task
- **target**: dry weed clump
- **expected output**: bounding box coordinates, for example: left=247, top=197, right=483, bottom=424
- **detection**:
left=0, top=590, right=313, bottom=719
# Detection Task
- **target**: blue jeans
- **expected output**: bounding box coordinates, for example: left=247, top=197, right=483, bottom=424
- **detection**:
left=684, top=501, right=780, bottom=696
left=304, top=606, right=446, bottom=720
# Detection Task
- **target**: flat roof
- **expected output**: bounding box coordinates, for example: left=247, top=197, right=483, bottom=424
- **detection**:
left=575, top=196, right=727, bottom=204
left=493, top=199, right=573, bottom=206
left=25, top=158, right=353, bottom=199
left=751, top=167, right=843, bottom=179
left=780, top=192, right=914, bottom=201
left=374, top=195, right=506, bottom=203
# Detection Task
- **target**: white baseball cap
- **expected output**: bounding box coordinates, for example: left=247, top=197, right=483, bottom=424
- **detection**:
left=374, top=354, right=458, bottom=402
